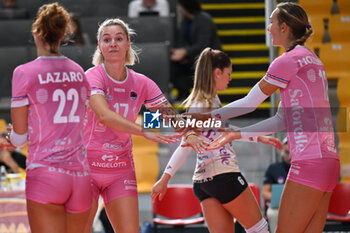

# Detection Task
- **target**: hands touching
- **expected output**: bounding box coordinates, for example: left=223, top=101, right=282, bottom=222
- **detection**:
left=205, top=130, right=241, bottom=150
left=143, top=130, right=180, bottom=144
left=205, top=127, right=284, bottom=151
left=180, top=132, right=209, bottom=154
left=257, top=136, right=283, bottom=150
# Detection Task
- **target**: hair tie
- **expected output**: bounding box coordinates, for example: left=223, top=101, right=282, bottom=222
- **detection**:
left=306, top=25, right=311, bottom=30
left=210, top=48, right=215, bottom=54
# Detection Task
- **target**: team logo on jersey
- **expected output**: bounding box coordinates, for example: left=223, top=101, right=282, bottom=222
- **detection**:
left=307, top=69, right=316, bottom=82
left=130, top=91, right=137, bottom=100
left=36, top=88, right=49, bottom=104
left=143, top=110, right=161, bottom=129
left=105, top=87, right=113, bottom=100
left=277, top=176, right=285, bottom=184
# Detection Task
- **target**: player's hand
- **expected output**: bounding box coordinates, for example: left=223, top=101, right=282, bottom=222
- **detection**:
left=151, top=177, right=169, bottom=202
left=143, top=131, right=179, bottom=144
left=181, top=133, right=209, bottom=154
left=1, top=123, right=16, bottom=151
left=172, top=120, right=191, bottom=135
left=206, top=131, right=240, bottom=150
left=6, top=123, right=12, bottom=133
left=258, top=136, right=283, bottom=150
left=0, top=136, right=16, bottom=151
left=170, top=48, right=187, bottom=61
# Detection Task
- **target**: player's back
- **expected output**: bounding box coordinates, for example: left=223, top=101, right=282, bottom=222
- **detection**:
left=12, top=56, right=89, bottom=169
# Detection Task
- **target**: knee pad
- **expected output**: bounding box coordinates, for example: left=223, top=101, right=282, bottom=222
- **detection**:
left=245, top=218, right=269, bottom=233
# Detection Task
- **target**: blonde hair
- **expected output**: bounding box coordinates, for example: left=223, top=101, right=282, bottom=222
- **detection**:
left=32, top=2, right=70, bottom=52
left=183, top=48, right=231, bottom=109
left=92, top=18, right=138, bottom=66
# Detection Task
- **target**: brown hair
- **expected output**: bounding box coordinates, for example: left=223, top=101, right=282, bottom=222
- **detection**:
left=276, top=2, right=312, bottom=50
left=92, top=18, right=138, bottom=66
left=32, top=2, right=70, bottom=53
left=67, top=13, right=85, bottom=45
left=183, top=47, right=231, bottom=109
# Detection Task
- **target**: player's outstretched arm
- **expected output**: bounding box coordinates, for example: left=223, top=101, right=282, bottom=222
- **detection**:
left=150, top=101, right=208, bottom=153
left=206, top=130, right=240, bottom=150
left=257, top=136, right=283, bottom=151
left=89, top=95, right=178, bottom=144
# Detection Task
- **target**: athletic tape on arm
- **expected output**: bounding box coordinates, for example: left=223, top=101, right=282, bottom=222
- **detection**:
left=10, top=129, right=27, bottom=147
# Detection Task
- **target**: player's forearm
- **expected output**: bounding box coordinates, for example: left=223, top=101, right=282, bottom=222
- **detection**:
left=211, top=83, right=268, bottom=120
left=99, top=110, right=144, bottom=136
left=164, top=144, right=192, bottom=176
left=150, top=101, right=185, bottom=130
left=159, top=173, right=171, bottom=184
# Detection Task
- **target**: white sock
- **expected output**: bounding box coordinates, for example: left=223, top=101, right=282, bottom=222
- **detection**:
left=245, top=218, right=269, bottom=233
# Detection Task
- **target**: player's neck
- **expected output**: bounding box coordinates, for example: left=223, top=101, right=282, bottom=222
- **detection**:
left=104, top=61, right=127, bottom=81
left=36, top=44, right=61, bottom=57
left=282, top=39, right=295, bottom=52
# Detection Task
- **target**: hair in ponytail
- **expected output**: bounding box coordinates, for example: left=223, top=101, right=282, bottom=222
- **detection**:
left=184, top=48, right=231, bottom=109
left=276, top=2, right=312, bottom=49
left=32, top=2, right=70, bottom=53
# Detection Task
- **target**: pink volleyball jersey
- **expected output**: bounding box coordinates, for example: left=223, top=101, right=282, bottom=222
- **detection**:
left=263, top=46, right=338, bottom=161
left=11, top=56, right=90, bottom=170
left=83, top=65, right=167, bottom=171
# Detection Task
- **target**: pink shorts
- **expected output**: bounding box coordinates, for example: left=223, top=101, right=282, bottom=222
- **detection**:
left=287, top=158, right=340, bottom=192
left=90, top=169, right=138, bottom=203
left=26, top=166, right=92, bottom=213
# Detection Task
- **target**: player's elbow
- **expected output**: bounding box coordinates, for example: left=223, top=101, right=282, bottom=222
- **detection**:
left=94, top=110, right=112, bottom=125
